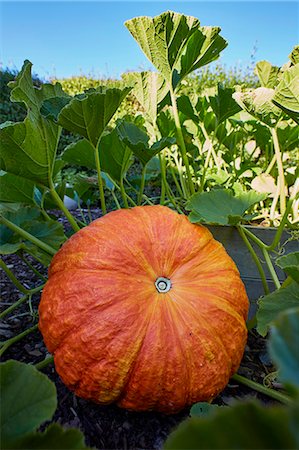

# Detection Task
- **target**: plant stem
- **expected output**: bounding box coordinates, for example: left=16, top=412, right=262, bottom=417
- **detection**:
left=120, top=177, right=129, bottom=208
left=49, top=184, right=80, bottom=232
left=0, top=258, right=30, bottom=294
left=173, top=152, right=188, bottom=199
left=169, top=85, right=195, bottom=196
left=93, top=144, right=107, bottom=215
left=0, top=324, right=38, bottom=356
left=265, top=153, right=277, bottom=174
left=35, top=355, right=54, bottom=370
left=0, top=216, right=56, bottom=256
left=200, top=123, right=221, bottom=171
left=1, top=294, right=28, bottom=320
left=231, top=373, right=292, bottom=405
left=19, top=253, right=47, bottom=282
left=111, top=190, right=121, bottom=209
left=237, top=226, right=269, bottom=295
left=138, top=165, right=147, bottom=205
left=270, top=127, right=286, bottom=216
left=159, top=153, right=166, bottom=205
left=262, top=248, right=281, bottom=290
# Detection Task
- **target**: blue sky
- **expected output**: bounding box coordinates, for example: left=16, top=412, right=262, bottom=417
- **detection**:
left=1, top=1, right=298, bottom=80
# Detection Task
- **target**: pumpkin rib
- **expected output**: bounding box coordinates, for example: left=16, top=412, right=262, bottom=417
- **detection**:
left=39, top=270, right=151, bottom=353
left=167, top=291, right=231, bottom=365
left=115, top=293, right=170, bottom=407
left=64, top=291, right=161, bottom=404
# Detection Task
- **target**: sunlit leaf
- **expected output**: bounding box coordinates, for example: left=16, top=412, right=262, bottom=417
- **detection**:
left=117, top=120, right=175, bottom=166
left=0, top=60, right=62, bottom=187
left=233, top=86, right=282, bottom=127
left=209, top=84, right=242, bottom=123
left=59, top=88, right=131, bottom=146
left=122, top=71, right=169, bottom=123
left=255, top=61, right=280, bottom=88
left=125, top=11, right=227, bottom=90
left=273, top=64, right=299, bottom=123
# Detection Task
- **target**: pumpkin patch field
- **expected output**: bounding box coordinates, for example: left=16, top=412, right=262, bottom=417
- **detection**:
left=1, top=11, right=299, bottom=450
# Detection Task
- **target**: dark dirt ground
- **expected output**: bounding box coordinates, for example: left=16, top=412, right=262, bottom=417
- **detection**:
left=0, top=208, right=282, bottom=450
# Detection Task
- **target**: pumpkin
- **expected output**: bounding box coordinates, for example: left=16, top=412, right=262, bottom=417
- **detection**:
left=38, top=205, right=249, bottom=414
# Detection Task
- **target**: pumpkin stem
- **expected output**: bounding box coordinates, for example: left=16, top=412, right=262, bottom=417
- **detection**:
left=155, top=277, right=172, bottom=293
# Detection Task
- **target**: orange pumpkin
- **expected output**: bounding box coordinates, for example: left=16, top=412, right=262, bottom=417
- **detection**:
left=39, top=205, right=249, bottom=413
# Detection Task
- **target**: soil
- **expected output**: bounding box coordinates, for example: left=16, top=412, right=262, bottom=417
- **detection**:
left=0, top=208, right=279, bottom=450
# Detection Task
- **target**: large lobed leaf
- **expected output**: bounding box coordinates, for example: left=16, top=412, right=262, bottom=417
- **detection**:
left=255, top=61, right=280, bottom=89
left=273, top=64, right=299, bottom=123
left=125, top=11, right=227, bottom=90
left=42, top=86, right=132, bottom=147
left=0, top=61, right=64, bottom=187
left=186, top=189, right=266, bottom=225
left=122, top=71, right=169, bottom=124
left=117, top=120, right=175, bottom=166
left=62, top=127, right=133, bottom=183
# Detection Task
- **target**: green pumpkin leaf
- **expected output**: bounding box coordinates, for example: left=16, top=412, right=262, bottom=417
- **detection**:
left=273, top=64, right=299, bottom=123
left=269, top=307, right=299, bottom=392
left=186, top=189, right=266, bottom=225
left=289, top=45, right=299, bottom=65
left=122, top=71, right=169, bottom=124
left=164, top=400, right=297, bottom=449
left=0, top=206, right=65, bottom=263
left=117, top=120, right=175, bottom=166
left=0, top=242, right=24, bottom=255
left=100, top=128, right=133, bottom=181
left=16, top=424, right=90, bottom=450
left=0, top=360, right=57, bottom=449
left=276, top=252, right=299, bottom=284
left=54, top=87, right=131, bottom=147
left=177, top=95, right=198, bottom=121
left=209, top=84, right=242, bottom=124
left=254, top=61, right=280, bottom=88
left=233, top=86, right=282, bottom=127
left=125, top=11, right=227, bottom=91
left=257, top=282, right=299, bottom=336
left=0, top=61, right=61, bottom=187
left=40, top=96, right=72, bottom=121
left=62, top=139, right=96, bottom=170
left=0, top=172, right=36, bottom=205
left=62, top=128, right=133, bottom=183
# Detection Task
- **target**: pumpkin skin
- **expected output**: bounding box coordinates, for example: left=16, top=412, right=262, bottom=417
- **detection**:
left=38, top=205, right=249, bottom=414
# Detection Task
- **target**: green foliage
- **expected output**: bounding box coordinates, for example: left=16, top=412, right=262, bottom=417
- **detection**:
left=0, top=360, right=89, bottom=450
left=257, top=281, right=299, bottom=337
left=125, top=11, right=227, bottom=92
left=0, top=61, right=63, bottom=187
left=186, top=189, right=266, bottom=225
left=276, top=252, right=299, bottom=283
left=270, top=307, right=299, bottom=392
